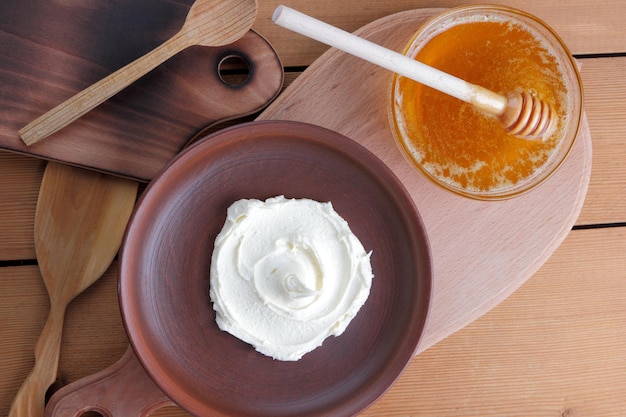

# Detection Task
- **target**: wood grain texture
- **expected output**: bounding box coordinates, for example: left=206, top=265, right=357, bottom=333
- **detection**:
left=2, top=56, right=625, bottom=262
left=7, top=163, right=138, bottom=417
left=362, top=227, right=626, bottom=417
left=0, top=265, right=130, bottom=417
left=253, top=0, right=626, bottom=66
left=576, top=57, right=626, bottom=225
left=2, top=229, right=624, bottom=416
left=258, top=8, right=591, bottom=352
left=19, top=0, right=258, bottom=146
left=0, top=0, right=283, bottom=180
left=45, top=347, right=173, bottom=417
left=1, top=0, right=625, bottom=415
left=0, top=153, right=44, bottom=261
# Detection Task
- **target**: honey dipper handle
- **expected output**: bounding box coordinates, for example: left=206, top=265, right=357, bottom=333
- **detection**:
left=272, top=6, right=508, bottom=115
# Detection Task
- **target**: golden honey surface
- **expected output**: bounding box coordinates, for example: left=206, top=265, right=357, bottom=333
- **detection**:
left=393, top=20, right=569, bottom=194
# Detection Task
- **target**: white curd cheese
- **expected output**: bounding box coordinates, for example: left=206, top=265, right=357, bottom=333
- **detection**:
left=209, top=195, right=373, bottom=361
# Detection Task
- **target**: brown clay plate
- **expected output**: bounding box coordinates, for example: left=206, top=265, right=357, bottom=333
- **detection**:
left=119, top=120, right=431, bottom=416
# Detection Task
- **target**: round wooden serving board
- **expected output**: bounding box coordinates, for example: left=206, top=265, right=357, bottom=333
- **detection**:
left=258, top=8, right=592, bottom=353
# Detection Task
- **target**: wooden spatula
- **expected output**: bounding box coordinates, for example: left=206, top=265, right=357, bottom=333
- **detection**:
left=8, top=162, right=138, bottom=417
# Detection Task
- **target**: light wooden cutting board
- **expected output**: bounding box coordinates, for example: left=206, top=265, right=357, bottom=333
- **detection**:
left=258, top=8, right=592, bottom=352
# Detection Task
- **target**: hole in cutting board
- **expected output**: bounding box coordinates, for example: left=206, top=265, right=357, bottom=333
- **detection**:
left=218, top=55, right=251, bottom=87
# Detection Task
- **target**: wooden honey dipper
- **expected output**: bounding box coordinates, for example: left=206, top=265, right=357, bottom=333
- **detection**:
left=273, top=6, right=556, bottom=141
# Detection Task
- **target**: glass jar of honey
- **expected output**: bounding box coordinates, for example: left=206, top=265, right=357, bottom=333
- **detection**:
left=390, top=5, right=583, bottom=199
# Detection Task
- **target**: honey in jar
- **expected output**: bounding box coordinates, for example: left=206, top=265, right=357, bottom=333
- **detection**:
left=390, top=6, right=582, bottom=199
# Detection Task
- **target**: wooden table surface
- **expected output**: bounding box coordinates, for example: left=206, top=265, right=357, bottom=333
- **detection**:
left=2, top=1, right=625, bottom=416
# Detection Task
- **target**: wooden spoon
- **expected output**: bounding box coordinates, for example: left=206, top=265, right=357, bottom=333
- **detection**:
left=273, top=6, right=556, bottom=141
left=18, top=0, right=258, bottom=146
left=8, top=162, right=138, bottom=417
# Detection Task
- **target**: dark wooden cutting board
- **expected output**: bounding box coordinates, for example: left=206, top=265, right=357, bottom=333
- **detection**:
left=0, top=0, right=283, bottom=181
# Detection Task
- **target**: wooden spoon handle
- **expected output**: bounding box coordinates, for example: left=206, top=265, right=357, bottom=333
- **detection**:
left=19, top=31, right=192, bottom=146
left=44, top=347, right=173, bottom=417
left=9, top=305, right=65, bottom=417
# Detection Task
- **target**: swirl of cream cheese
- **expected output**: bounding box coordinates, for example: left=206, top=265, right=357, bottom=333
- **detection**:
left=210, top=196, right=373, bottom=361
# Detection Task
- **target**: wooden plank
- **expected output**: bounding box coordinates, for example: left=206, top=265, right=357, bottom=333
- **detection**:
left=1, top=56, right=625, bottom=261
left=0, top=153, right=44, bottom=261
left=1, top=3, right=624, bottom=416
left=1, top=227, right=624, bottom=416
left=253, top=0, right=626, bottom=67
left=577, top=57, right=626, bottom=225
left=362, top=226, right=626, bottom=416
left=0, top=266, right=49, bottom=415
left=0, top=264, right=129, bottom=417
